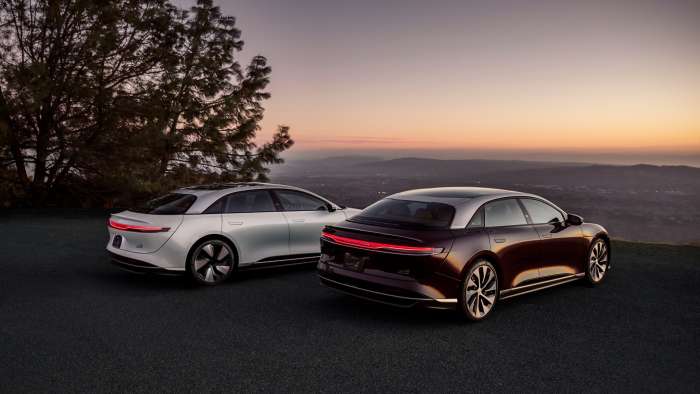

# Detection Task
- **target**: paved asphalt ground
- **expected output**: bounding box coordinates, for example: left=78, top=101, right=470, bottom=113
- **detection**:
left=1, top=211, right=699, bottom=393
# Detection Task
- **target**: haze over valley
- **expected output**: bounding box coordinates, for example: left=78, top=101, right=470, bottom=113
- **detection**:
left=272, top=156, right=700, bottom=245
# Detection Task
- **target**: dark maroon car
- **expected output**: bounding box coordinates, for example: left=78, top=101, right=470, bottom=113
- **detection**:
left=317, top=187, right=610, bottom=320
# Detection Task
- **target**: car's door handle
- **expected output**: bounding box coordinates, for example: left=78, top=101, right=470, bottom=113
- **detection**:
left=494, top=238, right=506, bottom=243
left=228, top=221, right=243, bottom=226
left=291, top=218, right=305, bottom=223
left=541, top=234, right=552, bottom=239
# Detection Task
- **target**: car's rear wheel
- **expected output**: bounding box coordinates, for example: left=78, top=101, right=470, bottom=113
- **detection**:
left=188, top=239, right=235, bottom=285
left=459, top=260, right=498, bottom=321
left=585, top=238, right=609, bottom=285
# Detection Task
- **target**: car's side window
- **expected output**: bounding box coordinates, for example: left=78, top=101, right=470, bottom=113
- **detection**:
left=484, top=198, right=528, bottom=227
left=223, top=190, right=277, bottom=213
left=274, top=190, right=328, bottom=211
left=519, top=198, right=565, bottom=224
left=202, top=198, right=225, bottom=214
left=466, top=207, right=484, bottom=229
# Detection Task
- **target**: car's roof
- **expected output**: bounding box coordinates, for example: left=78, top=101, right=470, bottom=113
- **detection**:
left=173, top=182, right=339, bottom=214
left=386, top=187, right=561, bottom=229
left=390, top=187, right=521, bottom=204
left=179, top=182, right=285, bottom=192
left=392, top=186, right=517, bottom=198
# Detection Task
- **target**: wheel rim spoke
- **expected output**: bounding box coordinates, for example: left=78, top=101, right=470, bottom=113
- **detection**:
left=216, top=247, right=229, bottom=261
left=202, top=244, right=215, bottom=259
left=483, top=276, right=496, bottom=291
left=204, top=266, right=215, bottom=282
left=467, top=293, right=478, bottom=314
left=194, top=257, right=209, bottom=271
left=214, top=264, right=230, bottom=275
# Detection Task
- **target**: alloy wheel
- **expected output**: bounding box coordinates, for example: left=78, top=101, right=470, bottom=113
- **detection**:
left=191, top=240, right=234, bottom=284
left=464, top=263, right=498, bottom=319
left=588, top=239, right=608, bottom=283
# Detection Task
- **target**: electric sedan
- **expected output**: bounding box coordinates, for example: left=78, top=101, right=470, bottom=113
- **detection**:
left=317, top=187, right=610, bottom=320
left=106, top=183, right=360, bottom=285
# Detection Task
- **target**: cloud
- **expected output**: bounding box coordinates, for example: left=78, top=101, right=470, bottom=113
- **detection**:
left=297, top=136, right=424, bottom=145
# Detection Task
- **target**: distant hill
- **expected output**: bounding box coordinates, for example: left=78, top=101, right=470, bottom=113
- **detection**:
left=270, top=155, right=383, bottom=176
left=272, top=156, right=700, bottom=245
left=360, top=157, right=586, bottom=169
left=276, top=157, right=700, bottom=191
left=493, top=164, right=700, bottom=192
left=272, top=156, right=585, bottom=177
left=357, top=157, right=585, bottom=177
left=364, top=159, right=700, bottom=192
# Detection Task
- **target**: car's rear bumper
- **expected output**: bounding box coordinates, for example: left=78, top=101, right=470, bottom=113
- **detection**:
left=107, top=251, right=184, bottom=275
left=317, top=263, right=457, bottom=309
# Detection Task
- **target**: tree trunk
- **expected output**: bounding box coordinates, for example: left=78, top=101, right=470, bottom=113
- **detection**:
left=31, top=100, right=53, bottom=204
left=0, top=86, right=29, bottom=187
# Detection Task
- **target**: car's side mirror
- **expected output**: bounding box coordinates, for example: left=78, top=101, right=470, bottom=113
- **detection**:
left=320, top=204, right=336, bottom=212
left=548, top=217, right=565, bottom=227
left=566, top=213, right=583, bottom=225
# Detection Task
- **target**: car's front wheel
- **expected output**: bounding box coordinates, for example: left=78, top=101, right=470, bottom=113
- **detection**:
left=459, top=260, right=499, bottom=321
left=187, top=239, right=235, bottom=285
left=585, top=238, right=610, bottom=285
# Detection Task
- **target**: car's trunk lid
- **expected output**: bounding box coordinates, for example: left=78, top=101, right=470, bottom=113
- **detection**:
left=320, top=221, right=453, bottom=279
left=108, top=211, right=184, bottom=254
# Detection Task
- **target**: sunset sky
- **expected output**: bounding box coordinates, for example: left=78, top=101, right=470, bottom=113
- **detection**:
left=182, top=0, right=700, bottom=161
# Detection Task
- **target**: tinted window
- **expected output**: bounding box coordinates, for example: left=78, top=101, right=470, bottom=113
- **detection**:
left=131, top=193, right=196, bottom=215
left=467, top=208, right=484, bottom=228
left=351, top=198, right=455, bottom=229
left=520, top=198, right=564, bottom=224
left=202, top=198, right=224, bottom=214
left=224, top=190, right=276, bottom=213
left=484, top=199, right=527, bottom=227
left=275, top=190, right=327, bottom=211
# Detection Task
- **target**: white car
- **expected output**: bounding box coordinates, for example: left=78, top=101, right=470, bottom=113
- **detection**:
left=106, top=183, right=360, bottom=285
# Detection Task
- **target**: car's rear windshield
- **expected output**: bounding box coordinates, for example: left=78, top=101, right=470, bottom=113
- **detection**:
left=350, top=198, right=455, bottom=229
left=130, top=193, right=197, bottom=215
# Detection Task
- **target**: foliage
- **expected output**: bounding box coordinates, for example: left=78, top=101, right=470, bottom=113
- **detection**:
left=0, top=0, right=292, bottom=207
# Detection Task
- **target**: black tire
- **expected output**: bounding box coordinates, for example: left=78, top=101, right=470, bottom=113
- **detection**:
left=459, top=259, right=499, bottom=321
left=584, top=238, right=610, bottom=286
left=186, top=238, right=236, bottom=286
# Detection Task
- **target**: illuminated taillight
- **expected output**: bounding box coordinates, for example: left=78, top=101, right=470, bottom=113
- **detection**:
left=321, top=231, right=442, bottom=255
left=108, top=219, right=170, bottom=233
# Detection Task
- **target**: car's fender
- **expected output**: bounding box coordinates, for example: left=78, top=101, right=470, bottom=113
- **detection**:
left=580, top=222, right=608, bottom=240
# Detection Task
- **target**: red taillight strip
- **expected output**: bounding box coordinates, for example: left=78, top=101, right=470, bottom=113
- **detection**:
left=108, top=219, right=170, bottom=233
left=321, top=231, right=441, bottom=255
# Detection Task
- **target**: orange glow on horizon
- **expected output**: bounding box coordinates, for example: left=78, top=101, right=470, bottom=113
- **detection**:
left=221, top=0, right=700, bottom=156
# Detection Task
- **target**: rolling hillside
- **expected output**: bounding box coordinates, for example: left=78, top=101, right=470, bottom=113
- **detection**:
left=273, top=157, right=700, bottom=245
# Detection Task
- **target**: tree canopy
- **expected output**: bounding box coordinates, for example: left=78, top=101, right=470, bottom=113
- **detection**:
left=0, top=0, right=293, bottom=207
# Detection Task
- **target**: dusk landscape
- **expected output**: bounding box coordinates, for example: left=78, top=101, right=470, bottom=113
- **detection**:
left=271, top=156, right=700, bottom=245
left=243, top=0, right=699, bottom=246
left=1, top=0, right=699, bottom=393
